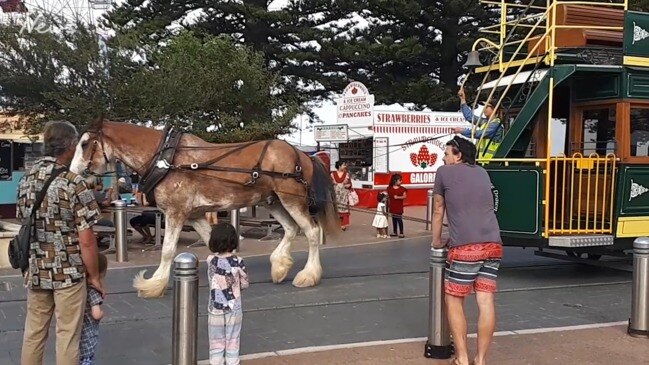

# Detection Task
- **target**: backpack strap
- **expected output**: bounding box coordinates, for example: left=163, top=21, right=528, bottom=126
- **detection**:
left=28, top=167, right=67, bottom=223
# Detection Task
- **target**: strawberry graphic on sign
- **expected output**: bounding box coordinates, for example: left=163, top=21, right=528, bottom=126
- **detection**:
left=410, top=145, right=438, bottom=169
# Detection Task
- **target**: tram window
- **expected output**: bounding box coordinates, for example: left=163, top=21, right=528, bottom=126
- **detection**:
left=581, top=108, right=616, bottom=156
left=630, top=108, right=649, bottom=157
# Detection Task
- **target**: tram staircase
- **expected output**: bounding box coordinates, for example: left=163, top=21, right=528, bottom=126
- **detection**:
left=473, top=0, right=622, bottom=249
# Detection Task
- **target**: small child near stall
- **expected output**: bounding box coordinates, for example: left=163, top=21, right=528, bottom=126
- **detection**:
left=207, top=223, right=249, bottom=365
left=387, top=173, right=408, bottom=238
left=79, top=253, right=108, bottom=365
left=372, top=192, right=389, bottom=238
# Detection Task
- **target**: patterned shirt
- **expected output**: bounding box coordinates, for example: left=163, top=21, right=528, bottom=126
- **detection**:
left=16, top=157, right=101, bottom=289
left=207, top=254, right=249, bottom=314
left=80, top=286, right=103, bottom=359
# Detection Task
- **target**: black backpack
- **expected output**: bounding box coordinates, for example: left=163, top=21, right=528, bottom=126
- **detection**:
left=9, top=168, right=66, bottom=273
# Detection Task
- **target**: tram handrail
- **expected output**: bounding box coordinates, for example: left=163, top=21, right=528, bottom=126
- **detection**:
left=471, top=9, right=551, bottom=148
left=548, top=153, right=617, bottom=236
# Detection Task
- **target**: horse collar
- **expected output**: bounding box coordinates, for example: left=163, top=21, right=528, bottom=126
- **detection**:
left=139, top=126, right=184, bottom=203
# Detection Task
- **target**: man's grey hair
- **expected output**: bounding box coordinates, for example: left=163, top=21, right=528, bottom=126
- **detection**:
left=43, top=121, right=79, bottom=157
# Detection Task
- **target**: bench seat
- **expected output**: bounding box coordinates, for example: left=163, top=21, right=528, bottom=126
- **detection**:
left=527, top=4, right=623, bottom=55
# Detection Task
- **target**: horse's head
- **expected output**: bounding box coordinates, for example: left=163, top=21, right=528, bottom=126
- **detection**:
left=70, top=116, right=113, bottom=176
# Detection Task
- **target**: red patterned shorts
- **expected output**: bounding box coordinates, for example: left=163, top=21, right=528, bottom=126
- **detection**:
left=444, top=243, right=503, bottom=297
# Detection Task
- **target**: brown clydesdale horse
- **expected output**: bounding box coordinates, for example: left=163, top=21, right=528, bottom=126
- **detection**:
left=70, top=120, right=340, bottom=298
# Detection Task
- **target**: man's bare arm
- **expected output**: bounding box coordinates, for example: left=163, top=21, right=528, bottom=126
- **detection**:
left=431, top=194, right=446, bottom=248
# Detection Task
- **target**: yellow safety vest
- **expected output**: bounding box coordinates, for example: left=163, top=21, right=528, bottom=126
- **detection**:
left=476, top=119, right=502, bottom=160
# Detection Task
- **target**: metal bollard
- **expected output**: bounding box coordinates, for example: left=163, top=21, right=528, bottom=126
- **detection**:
left=426, top=189, right=433, bottom=231
left=230, top=209, right=241, bottom=250
left=113, top=200, right=128, bottom=262
left=231, top=209, right=240, bottom=236
left=629, top=237, right=649, bottom=338
left=172, top=253, right=199, bottom=365
left=424, top=247, right=453, bottom=359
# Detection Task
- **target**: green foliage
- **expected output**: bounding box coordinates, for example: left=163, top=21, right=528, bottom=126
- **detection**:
left=0, top=19, right=296, bottom=142
left=0, top=19, right=111, bottom=133
left=115, top=31, right=298, bottom=142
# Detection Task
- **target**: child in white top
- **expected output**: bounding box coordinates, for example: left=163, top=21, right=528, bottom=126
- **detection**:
left=372, top=192, right=389, bottom=238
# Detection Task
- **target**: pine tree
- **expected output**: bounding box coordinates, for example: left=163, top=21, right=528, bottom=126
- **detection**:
left=104, top=0, right=364, bottom=120
left=0, top=19, right=295, bottom=141
left=325, top=0, right=502, bottom=111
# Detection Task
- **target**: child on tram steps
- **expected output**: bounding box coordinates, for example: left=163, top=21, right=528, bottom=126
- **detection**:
left=387, top=173, right=408, bottom=238
left=79, top=253, right=108, bottom=365
left=372, top=192, right=389, bottom=238
left=207, top=223, right=249, bottom=365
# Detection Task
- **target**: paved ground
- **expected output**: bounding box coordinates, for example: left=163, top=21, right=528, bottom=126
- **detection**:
left=0, top=205, right=432, bottom=274
left=0, top=206, right=639, bottom=365
left=239, top=325, right=649, bottom=365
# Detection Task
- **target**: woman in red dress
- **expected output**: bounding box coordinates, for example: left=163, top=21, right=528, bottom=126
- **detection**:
left=331, top=161, right=352, bottom=230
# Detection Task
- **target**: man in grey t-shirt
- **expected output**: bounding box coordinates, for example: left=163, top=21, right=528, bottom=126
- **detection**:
left=432, top=136, right=502, bottom=365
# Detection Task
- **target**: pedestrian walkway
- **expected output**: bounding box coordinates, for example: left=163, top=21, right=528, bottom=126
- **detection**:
left=237, top=324, right=648, bottom=365
left=1, top=205, right=431, bottom=274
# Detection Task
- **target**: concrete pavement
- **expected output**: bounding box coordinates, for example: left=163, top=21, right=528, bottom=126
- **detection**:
left=239, top=325, right=649, bottom=365
left=0, top=206, right=641, bottom=365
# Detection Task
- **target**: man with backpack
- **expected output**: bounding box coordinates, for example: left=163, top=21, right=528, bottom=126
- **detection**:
left=14, top=121, right=104, bottom=365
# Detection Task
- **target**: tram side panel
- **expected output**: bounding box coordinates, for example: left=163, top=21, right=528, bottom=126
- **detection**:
left=614, top=164, right=649, bottom=246
left=485, top=165, right=546, bottom=248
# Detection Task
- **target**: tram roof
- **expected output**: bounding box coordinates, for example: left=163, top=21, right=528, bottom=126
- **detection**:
left=482, top=69, right=548, bottom=90
left=482, top=65, right=627, bottom=90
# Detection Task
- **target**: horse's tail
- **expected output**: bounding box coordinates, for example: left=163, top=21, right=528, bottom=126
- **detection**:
left=310, top=156, right=341, bottom=239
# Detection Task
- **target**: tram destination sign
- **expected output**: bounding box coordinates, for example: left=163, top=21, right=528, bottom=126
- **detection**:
left=624, top=11, right=649, bottom=64
left=0, top=139, right=13, bottom=181
left=314, top=124, right=349, bottom=142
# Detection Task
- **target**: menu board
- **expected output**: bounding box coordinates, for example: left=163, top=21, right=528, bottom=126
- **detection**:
left=0, top=140, right=12, bottom=180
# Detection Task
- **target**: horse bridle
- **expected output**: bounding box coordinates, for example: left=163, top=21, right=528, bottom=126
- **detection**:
left=83, top=129, right=112, bottom=176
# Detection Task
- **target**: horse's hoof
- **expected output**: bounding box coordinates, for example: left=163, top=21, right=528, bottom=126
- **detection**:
left=292, top=268, right=321, bottom=288
left=270, top=255, right=294, bottom=284
left=137, top=287, right=167, bottom=298
left=133, top=270, right=168, bottom=298
left=271, top=265, right=290, bottom=283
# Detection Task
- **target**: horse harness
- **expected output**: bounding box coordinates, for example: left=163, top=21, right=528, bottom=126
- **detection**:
left=132, top=126, right=310, bottom=203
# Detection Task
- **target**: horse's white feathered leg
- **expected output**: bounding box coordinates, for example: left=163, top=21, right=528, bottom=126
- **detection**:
left=266, top=203, right=299, bottom=283
left=133, top=214, right=184, bottom=298
left=189, top=217, right=212, bottom=247
left=280, top=201, right=322, bottom=288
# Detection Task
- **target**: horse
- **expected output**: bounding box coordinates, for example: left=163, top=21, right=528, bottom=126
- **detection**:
left=70, top=119, right=340, bottom=298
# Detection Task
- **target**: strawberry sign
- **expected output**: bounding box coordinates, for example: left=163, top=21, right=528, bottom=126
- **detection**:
left=410, top=145, right=438, bottom=169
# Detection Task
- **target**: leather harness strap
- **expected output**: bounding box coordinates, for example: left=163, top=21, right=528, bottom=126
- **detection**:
left=138, top=127, right=310, bottom=204
left=139, top=126, right=183, bottom=203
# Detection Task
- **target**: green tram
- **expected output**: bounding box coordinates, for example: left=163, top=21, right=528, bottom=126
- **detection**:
left=465, top=0, right=649, bottom=260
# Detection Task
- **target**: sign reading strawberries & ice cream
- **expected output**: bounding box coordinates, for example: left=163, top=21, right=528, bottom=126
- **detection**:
left=373, top=111, right=469, bottom=187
